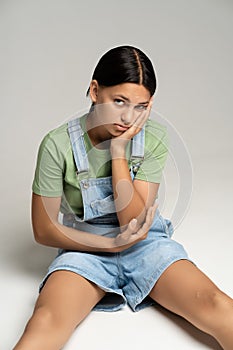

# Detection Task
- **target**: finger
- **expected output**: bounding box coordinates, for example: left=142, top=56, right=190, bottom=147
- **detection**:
left=139, top=204, right=157, bottom=233
left=133, top=98, right=153, bottom=128
left=135, top=222, right=149, bottom=238
left=119, top=105, right=151, bottom=138
left=128, top=218, right=137, bottom=231
left=146, top=203, right=158, bottom=226
left=130, top=102, right=151, bottom=128
left=121, top=218, right=138, bottom=240
left=132, top=114, right=150, bottom=133
left=145, top=205, right=155, bottom=224
left=151, top=202, right=158, bottom=217
left=134, top=109, right=150, bottom=128
left=145, top=206, right=153, bottom=222
left=129, top=202, right=158, bottom=242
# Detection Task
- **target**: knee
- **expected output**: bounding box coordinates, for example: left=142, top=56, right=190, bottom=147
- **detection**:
left=25, top=306, right=59, bottom=333
left=194, top=288, right=232, bottom=330
left=195, top=288, right=228, bottom=312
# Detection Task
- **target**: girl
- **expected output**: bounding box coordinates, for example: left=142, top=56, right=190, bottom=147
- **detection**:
left=14, top=45, right=233, bottom=350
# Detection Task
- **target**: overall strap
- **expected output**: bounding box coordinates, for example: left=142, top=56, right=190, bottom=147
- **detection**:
left=67, top=118, right=89, bottom=173
left=68, top=117, right=145, bottom=172
left=131, top=127, right=145, bottom=160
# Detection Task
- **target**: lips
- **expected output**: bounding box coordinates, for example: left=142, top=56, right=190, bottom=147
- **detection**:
left=114, top=123, right=130, bottom=131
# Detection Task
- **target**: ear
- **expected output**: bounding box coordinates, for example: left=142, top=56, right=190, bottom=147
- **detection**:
left=89, top=80, right=99, bottom=103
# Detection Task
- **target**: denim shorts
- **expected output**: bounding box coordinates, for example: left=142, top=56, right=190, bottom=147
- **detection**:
left=39, top=213, right=191, bottom=312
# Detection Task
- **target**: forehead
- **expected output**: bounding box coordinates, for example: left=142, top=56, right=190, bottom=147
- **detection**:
left=101, top=83, right=151, bottom=102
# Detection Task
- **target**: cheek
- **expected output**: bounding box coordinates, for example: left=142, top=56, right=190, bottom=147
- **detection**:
left=95, top=103, right=120, bottom=123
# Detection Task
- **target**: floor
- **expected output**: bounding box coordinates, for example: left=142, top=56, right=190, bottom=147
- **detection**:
left=1, top=1, right=233, bottom=349
left=1, top=156, right=232, bottom=349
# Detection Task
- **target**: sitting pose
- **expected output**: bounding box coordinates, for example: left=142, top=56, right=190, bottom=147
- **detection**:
left=14, top=45, right=233, bottom=350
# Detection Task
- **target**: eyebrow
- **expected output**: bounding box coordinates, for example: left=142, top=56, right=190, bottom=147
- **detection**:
left=114, top=94, right=149, bottom=105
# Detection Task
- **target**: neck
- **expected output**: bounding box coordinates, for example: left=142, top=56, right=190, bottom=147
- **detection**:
left=86, top=113, right=111, bottom=149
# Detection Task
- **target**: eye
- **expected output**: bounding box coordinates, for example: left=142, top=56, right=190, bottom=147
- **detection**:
left=135, top=105, right=147, bottom=111
left=114, top=99, right=125, bottom=106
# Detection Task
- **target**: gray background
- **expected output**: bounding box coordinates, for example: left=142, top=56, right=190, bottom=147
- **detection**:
left=1, top=0, right=232, bottom=349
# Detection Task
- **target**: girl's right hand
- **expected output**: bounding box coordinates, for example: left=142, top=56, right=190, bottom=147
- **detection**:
left=111, top=203, right=158, bottom=252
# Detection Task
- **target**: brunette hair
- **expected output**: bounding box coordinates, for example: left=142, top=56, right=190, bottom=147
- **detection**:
left=86, top=45, right=157, bottom=97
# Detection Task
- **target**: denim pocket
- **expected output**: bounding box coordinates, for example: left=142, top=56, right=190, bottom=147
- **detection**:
left=90, top=194, right=116, bottom=217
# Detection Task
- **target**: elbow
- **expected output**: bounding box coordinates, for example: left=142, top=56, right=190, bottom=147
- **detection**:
left=33, top=227, right=46, bottom=245
left=32, top=222, right=51, bottom=246
left=33, top=230, right=44, bottom=245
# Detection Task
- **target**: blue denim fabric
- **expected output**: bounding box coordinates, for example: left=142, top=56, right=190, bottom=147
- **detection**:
left=40, top=210, right=190, bottom=312
left=39, top=117, right=191, bottom=312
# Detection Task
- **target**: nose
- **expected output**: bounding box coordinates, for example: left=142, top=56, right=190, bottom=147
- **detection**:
left=121, top=106, right=134, bottom=125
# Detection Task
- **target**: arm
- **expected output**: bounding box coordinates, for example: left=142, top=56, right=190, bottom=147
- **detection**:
left=111, top=155, right=159, bottom=228
left=31, top=122, right=157, bottom=252
left=31, top=193, right=157, bottom=253
left=110, top=102, right=159, bottom=228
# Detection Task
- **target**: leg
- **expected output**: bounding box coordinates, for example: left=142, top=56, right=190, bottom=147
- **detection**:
left=149, top=260, right=233, bottom=350
left=13, top=270, right=105, bottom=350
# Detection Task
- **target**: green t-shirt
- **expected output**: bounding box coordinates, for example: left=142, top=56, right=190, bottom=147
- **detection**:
left=32, top=114, right=168, bottom=216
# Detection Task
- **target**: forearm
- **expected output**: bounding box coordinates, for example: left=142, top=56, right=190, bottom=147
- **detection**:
left=33, top=220, right=116, bottom=253
left=111, top=155, right=146, bottom=228
left=33, top=217, right=153, bottom=253
left=110, top=104, right=153, bottom=227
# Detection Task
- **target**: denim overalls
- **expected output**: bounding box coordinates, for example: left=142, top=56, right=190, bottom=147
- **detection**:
left=63, top=117, right=147, bottom=235
left=40, top=117, right=191, bottom=312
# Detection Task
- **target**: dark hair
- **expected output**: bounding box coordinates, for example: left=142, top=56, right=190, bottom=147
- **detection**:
left=86, top=45, right=157, bottom=97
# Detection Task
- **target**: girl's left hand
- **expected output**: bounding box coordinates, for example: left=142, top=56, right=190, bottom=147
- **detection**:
left=110, top=99, right=153, bottom=157
left=111, top=203, right=158, bottom=252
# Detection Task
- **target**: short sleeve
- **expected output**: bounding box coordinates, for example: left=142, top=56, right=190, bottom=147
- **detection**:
left=32, top=133, right=64, bottom=197
left=135, top=121, right=169, bottom=183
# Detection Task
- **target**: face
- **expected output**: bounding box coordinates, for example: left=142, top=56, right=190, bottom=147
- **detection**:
left=88, top=81, right=152, bottom=142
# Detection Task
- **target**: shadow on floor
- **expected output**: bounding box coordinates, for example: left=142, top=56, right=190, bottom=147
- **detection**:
left=3, top=224, right=56, bottom=278
left=152, top=303, right=222, bottom=349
